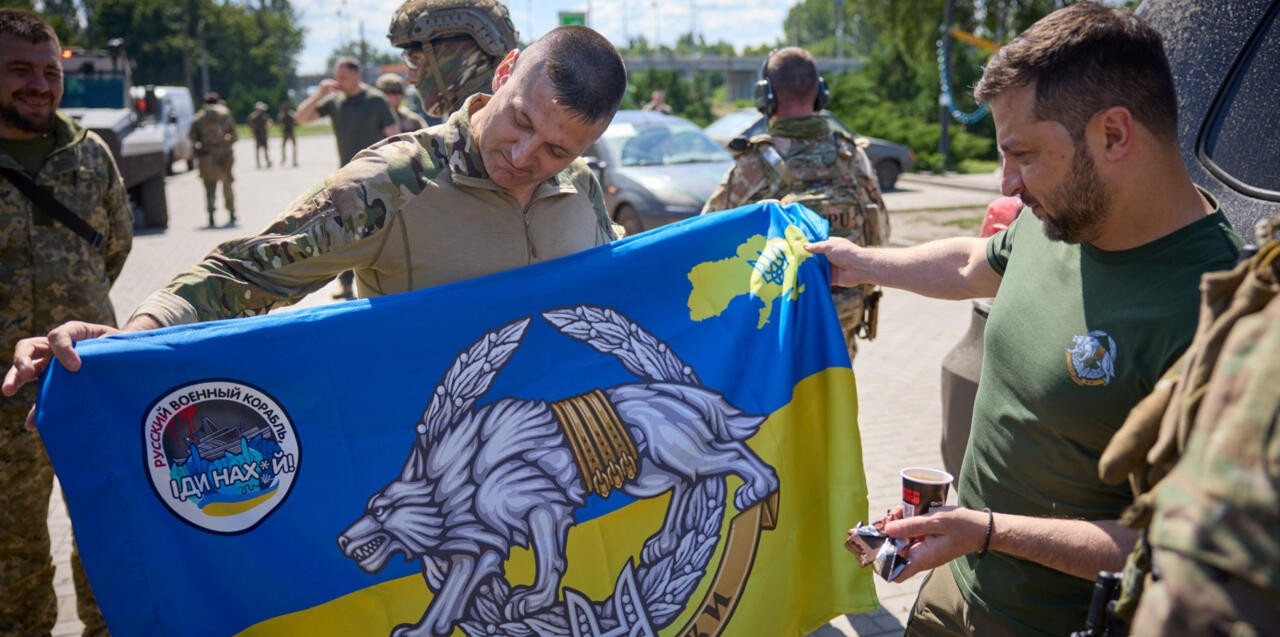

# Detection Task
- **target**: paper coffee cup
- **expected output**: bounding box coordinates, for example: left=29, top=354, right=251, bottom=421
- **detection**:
left=901, top=467, right=954, bottom=518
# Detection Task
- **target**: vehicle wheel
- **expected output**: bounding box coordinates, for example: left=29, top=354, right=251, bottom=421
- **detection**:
left=875, top=160, right=901, bottom=192
left=137, top=174, right=169, bottom=228
left=614, top=204, right=644, bottom=238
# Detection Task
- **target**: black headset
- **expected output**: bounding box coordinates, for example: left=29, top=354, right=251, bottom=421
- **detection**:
left=754, top=50, right=830, bottom=117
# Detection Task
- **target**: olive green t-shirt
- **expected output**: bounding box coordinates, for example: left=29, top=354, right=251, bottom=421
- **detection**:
left=317, top=86, right=397, bottom=166
left=950, top=203, right=1240, bottom=636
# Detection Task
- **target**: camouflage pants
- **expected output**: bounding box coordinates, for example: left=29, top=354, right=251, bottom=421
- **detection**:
left=832, top=284, right=877, bottom=363
left=1130, top=549, right=1280, bottom=637
left=1, top=410, right=109, bottom=636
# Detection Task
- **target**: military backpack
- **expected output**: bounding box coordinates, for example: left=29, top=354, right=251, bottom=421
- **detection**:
left=747, top=130, right=886, bottom=248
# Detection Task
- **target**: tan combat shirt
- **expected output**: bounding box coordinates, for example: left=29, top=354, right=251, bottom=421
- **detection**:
left=134, top=94, right=617, bottom=326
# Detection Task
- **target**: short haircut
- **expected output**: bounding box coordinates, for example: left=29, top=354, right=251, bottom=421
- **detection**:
left=519, top=26, right=626, bottom=124
left=335, top=56, right=361, bottom=73
left=766, top=47, right=819, bottom=103
left=0, top=8, right=58, bottom=45
left=973, top=1, right=1177, bottom=143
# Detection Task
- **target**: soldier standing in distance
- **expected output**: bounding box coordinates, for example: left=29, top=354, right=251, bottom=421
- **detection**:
left=375, top=73, right=429, bottom=133
left=0, top=9, right=132, bottom=636
left=277, top=99, right=297, bottom=167
left=189, top=92, right=238, bottom=227
left=701, top=47, right=889, bottom=363
left=247, top=101, right=272, bottom=169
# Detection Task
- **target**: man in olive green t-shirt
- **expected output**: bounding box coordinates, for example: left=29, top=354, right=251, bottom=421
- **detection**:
left=295, top=55, right=399, bottom=298
left=812, top=3, right=1241, bottom=636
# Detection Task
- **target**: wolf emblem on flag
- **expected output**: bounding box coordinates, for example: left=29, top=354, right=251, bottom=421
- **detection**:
left=338, top=304, right=780, bottom=637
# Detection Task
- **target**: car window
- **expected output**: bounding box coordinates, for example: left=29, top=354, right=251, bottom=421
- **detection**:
left=703, top=110, right=760, bottom=139
left=607, top=120, right=731, bottom=167
left=1201, top=6, right=1280, bottom=197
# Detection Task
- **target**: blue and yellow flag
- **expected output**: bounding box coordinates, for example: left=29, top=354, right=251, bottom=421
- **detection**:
left=38, top=202, right=876, bottom=636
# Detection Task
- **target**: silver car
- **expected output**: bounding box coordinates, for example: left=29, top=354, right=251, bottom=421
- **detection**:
left=584, top=110, right=734, bottom=237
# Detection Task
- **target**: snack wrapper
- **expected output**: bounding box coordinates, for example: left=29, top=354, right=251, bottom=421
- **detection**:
left=845, top=519, right=910, bottom=581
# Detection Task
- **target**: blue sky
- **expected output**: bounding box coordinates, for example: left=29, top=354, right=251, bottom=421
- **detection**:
left=292, top=0, right=797, bottom=75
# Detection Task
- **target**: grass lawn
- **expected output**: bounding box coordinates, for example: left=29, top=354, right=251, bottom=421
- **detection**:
left=235, top=120, right=334, bottom=139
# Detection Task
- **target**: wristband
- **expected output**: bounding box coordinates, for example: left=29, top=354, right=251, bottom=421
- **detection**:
left=977, top=507, right=994, bottom=558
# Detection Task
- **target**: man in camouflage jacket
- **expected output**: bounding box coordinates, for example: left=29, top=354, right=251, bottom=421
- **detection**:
left=0, top=9, right=132, bottom=636
left=5, top=22, right=626, bottom=394
left=701, top=47, right=889, bottom=362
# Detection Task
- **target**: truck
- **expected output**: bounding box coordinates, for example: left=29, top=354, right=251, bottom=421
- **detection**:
left=58, top=40, right=170, bottom=228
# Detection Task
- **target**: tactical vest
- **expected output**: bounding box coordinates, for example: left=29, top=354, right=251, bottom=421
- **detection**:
left=747, top=130, right=885, bottom=247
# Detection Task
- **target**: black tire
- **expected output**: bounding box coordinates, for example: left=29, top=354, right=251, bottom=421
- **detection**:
left=875, top=159, right=901, bottom=192
left=138, top=174, right=169, bottom=228
left=614, top=204, right=644, bottom=238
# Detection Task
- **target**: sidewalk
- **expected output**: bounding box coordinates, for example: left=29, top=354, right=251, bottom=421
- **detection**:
left=45, top=151, right=972, bottom=635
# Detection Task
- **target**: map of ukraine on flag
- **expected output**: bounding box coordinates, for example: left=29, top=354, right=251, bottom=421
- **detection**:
left=37, top=201, right=877, bottom=636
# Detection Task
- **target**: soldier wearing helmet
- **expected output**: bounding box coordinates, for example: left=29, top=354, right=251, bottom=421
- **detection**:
left=375, top=72, right=429, bottom=133
left=387, top=0, right=518, bottom=119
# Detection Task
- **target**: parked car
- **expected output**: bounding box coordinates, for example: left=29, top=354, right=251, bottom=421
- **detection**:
left=130, top=84, right=196, bottom=174
left=938, top=0, right=1280, bottom=479
left=703, top=107, right=916, bottom=191
left=584, top=110, right=734, bottom=237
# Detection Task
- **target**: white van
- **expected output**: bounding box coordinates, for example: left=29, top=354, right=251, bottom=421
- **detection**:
left=131, top=85, right=196, bottom=174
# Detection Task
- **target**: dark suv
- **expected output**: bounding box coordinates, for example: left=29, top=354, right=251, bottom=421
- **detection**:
left=938, top=0, right=1280, bottom=478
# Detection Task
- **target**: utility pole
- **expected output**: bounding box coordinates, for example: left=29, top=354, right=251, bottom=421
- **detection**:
left=198, top=18, right=210, bottom=96
left=938, top=0, right=954, bottom=172
left=835, top=0, right=844, bottom=63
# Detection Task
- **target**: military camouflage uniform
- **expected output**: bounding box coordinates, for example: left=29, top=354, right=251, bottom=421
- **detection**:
left=1, top=112, right=131, bottom=637
left=277, top=105, right=298, bottom=167
left=1101, top=217, right=1280, bottom=635
left=701, top=115, right=889, bottom=361
left=189, top=103, right=238, bottom=226
left=131, top=93, right=616, bottom=326
left=247, top=106, right=272, bottom=168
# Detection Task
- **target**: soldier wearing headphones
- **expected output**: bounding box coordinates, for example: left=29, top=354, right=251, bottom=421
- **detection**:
left=701, top=46, right=890, bottom=363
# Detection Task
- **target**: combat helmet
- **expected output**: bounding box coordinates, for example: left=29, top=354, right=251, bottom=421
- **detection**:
left=387, top=0, right=518, bottom=117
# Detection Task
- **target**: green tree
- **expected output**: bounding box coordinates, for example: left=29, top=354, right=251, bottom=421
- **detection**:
left=80, top=0, right=303, bottom=121
left=326, top=37, right=399, bottom=69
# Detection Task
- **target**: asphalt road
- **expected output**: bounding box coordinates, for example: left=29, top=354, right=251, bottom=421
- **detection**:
left=48, top=133, right=1000, bottom=637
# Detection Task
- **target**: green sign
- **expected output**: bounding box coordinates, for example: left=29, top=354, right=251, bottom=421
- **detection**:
left=558, top=11, right=586, bottom=26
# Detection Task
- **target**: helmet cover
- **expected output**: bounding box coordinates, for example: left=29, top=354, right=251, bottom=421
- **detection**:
left=387, top=0, right=518, bottom=116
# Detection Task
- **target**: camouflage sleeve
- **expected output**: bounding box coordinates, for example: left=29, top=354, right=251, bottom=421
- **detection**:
left=854, top=146, right=890, bottom=243
left=88, top=132, right=132, bottom=283
left=132, top=143, right=423, bottom=325
left=227, top=112, right=238, bottom=143
left=701, top=166, right=736, bottom=214
left=569, top=158, right=618, bottom=241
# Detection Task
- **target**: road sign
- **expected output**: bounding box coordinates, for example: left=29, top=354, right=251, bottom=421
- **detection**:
left=558, top=11, right=586, bottom=26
